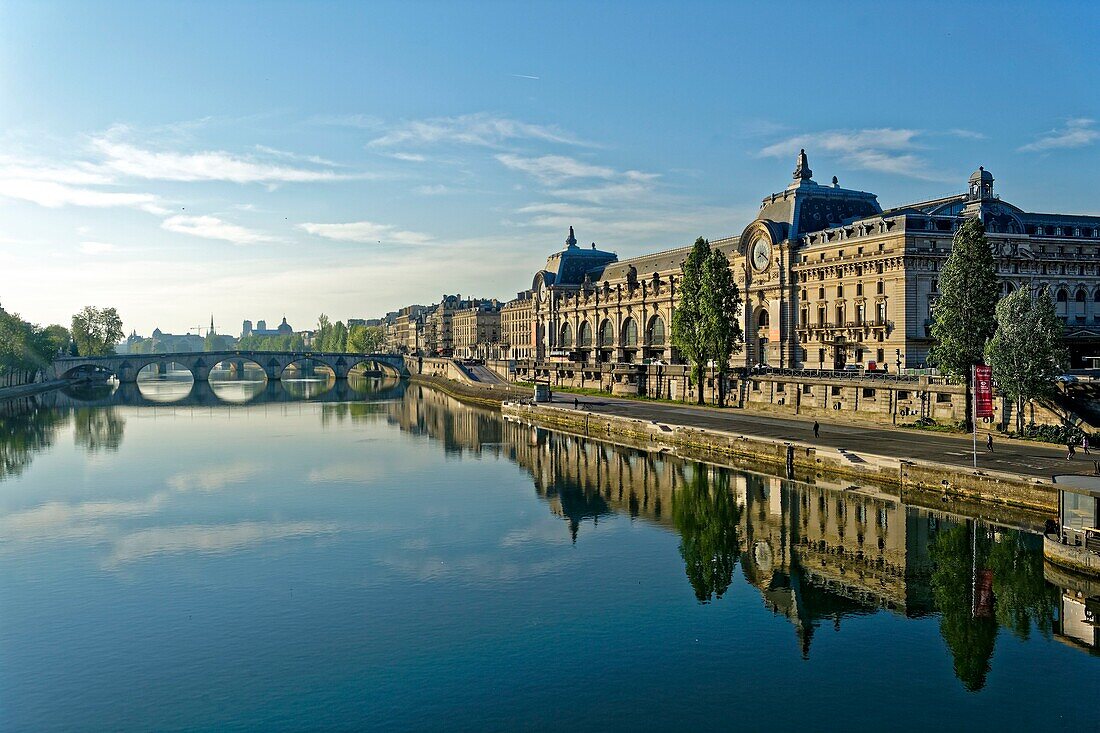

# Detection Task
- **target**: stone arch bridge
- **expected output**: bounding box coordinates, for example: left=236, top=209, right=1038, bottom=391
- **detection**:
left=48, top=351, right=409, bottom=383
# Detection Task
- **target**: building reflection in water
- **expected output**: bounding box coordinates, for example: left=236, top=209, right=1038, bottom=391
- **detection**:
left=375, top=393, right=1096, bottom=686
left=3, top=381, right=1096, bottom=689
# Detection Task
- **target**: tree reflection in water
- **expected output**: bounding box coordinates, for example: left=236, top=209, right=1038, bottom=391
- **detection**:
left=930, top=524, right=997, bottom=691
left=673, top=463, right=743, bottom=603
left=73, top=407, right=125, bottom=453
left=930, top=524, right=1058, bottom=691
left=0, top=403, right=69, bottom=480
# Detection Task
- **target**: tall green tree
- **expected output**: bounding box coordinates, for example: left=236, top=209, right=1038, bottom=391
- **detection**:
left=701, top=248, right=743, bottom=407
left=347, top=325, right=383, bottom=353
left=71, top=306, right=124, bottom=357
left=929, top=218, right=999, bottom=428
left=985, top=286, right=1067, bottom=432
left=0, top=305, right=70, bottom=386
left=330, top=321, right=349, bottom=352
left=672, top=238, right=712, bottom=404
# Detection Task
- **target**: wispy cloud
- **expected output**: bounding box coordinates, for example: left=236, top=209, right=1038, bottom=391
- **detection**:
left=92, top=129, right=360, bottom=184
left=759, top=128, right=945, bottom=181
left=1019, top=118, right=1098, bottom=152
left=388, top=152, right=428, bottom=163
left=496, top=153, right=616, bottom=184
left=253, top=144, right=343, bottom=167
left=162, top=214, right=275, bottom=245
left=0, top=178, right=167, bottom=214
left=299, top=220, right=433, bottom=245
left=79, top=241, right=120, bottom=255
left=369, top=112, right=588, bottom=149
left=511, top=74, right=540, bottom=80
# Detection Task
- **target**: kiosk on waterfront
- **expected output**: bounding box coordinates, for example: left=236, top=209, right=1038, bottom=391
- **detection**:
left=1046, top=475, right=1100, bottom=575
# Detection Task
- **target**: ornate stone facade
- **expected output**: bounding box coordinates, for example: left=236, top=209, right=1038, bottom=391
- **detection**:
left=529, top=152, right=1100, bottom=372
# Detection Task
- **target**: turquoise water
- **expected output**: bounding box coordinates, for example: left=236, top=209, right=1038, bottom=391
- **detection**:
left=0, top=379, right=1096, bottom=731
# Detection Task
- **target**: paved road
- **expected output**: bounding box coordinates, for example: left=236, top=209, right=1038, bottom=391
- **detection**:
left=548, top=392, right=1093, bottom=481
left=465, top=364, right=507, bottom=384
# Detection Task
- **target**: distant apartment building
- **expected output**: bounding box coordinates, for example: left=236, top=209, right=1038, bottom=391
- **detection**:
left=392, top=305, right=428, bottom=354
left=452, top=300, right=501, bottom=359
left=501, top=291, right=533, bottom=361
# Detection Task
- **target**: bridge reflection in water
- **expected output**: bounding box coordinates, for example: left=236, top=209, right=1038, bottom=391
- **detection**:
left=51, top=372, right=405, bottom=409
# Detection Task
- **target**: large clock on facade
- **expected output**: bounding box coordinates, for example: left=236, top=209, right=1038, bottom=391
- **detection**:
left=751, top=237, right=772, bottom=271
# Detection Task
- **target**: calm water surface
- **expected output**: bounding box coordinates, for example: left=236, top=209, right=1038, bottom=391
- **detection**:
left=1, top=375, right=1096, bottom=731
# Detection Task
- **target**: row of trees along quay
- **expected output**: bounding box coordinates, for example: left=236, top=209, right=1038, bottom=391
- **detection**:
left=930, top=218, right=1067, bottom=433
left=1, top=304, right=123, bottom=389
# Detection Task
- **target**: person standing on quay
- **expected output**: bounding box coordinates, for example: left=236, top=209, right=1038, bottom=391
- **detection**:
left=813, top=421, right=820, bottom=439
left=1082, top=434, right=1091, bottom=455
left=986, top=433, right=994, bottom=453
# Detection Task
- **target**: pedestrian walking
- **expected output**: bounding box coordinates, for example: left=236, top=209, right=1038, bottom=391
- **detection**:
left=1083, top=434, right=1091, bottom=455
left=573, top=396, right=579, bottom=409
left=986, top=433, right=993, bottom=453
left=1067, top=441, right=1076, bottom=460
left=813, top=420, right=820, bottom=438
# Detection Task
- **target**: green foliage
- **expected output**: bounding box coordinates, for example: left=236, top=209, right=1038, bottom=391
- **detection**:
left=701, top=247, right=743, bottom=405
left=347, top=325, right=384, bottom=353
left=204, top=333, right=235, bottom=351
left=986, top=286, right=1067, bottom=432
left=1013, top=422, right=1087, bottom=445
left=929, top=218, right=999, bottom=379
left=672, top=238, right=742, bottom=405
left=672, top=238, right=710, bottom=404
left=71, top=306, right=124, bottom=357
left=673, top=463, right=743, bottom=603
left=236, top=333, right=306, bottom=351
left=0, top=303, right=71, bottom=385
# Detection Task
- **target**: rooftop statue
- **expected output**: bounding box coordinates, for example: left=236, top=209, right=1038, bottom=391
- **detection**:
left=794, top=148, right=813, bottom=181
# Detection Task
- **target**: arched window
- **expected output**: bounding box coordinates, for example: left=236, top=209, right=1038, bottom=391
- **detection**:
left=621, top=318, right=638, bottom=347
left=758, top=310, right=770, bottom=328
left=560, top=322, right=573, bottom=348
left=599, top=319, right=614, bottom=347
left=577, top=321, right=592, bottom=347
left=1094, top=288, right=1100, bottom=304
left=1056, top=288, right=1069, bottom=319
left=1076, top=288, right=1087, bottom=319
left=647, top=315, right=666, bottom=345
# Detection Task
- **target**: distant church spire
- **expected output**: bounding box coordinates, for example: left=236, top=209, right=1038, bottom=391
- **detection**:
left=794, top=148, right=813, bottom=181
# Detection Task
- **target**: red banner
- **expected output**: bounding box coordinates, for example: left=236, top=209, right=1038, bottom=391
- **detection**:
left=975, top=365, right=994, bottom=419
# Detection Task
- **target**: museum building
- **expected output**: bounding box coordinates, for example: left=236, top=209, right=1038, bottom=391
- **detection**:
left=530, top=151, right=1100, bottom=371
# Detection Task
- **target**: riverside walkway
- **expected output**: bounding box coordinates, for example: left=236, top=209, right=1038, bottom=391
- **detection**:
left=548, top=392, right=1086, bottom=482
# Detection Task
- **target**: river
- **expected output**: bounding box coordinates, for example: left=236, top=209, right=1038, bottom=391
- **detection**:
left=0, top=372, right=1096, bottom=731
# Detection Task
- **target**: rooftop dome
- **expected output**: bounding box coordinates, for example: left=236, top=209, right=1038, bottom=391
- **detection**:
left=970, top=166, right=994, bottom=184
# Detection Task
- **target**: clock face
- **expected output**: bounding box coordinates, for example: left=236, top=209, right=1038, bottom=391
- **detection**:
left=752, top=237, right=772, bottom=271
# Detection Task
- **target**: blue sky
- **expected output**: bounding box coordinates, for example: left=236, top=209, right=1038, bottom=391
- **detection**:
left=1, top=0, right=1098, bottom=335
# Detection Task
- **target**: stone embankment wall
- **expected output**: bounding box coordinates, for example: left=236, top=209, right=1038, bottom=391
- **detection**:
left=507, top=360, right=1075, bottom=430
left=502, top=402, right=1057, bottom=516
left=0, top=378, right=75, bottom=403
